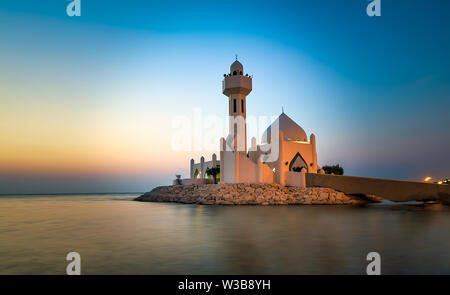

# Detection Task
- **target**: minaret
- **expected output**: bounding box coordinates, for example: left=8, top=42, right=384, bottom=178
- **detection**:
left=222, top=57, right=252, bottom=152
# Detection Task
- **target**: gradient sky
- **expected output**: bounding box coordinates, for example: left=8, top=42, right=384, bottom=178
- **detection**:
left=1, top=0, right=449, bottom=194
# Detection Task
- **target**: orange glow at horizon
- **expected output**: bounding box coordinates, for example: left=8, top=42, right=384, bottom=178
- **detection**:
left=0, top=95, right=200, bottom=176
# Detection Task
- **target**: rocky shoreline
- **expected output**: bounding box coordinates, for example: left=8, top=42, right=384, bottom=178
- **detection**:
left=135, top=183, right=380, bottom=205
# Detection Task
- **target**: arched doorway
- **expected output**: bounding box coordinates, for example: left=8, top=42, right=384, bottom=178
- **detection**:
left=289, top=152, right=308, bottom=172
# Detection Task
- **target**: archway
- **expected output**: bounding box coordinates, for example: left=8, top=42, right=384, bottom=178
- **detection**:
left=289, top=152, right=308, bottom=172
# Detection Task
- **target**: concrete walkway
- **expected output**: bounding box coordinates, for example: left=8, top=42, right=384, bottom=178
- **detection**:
left=306, top=173, right=450, bottom=204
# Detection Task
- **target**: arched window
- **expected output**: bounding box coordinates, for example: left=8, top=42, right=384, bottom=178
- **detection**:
left=289, top=152, right=308, bottom=172
left=233, top=99, right=237, bottom=113
left=241, top=99, right=244, bottom=112
left=233, top=71, right=237, bottom=76
left=239, top=71, right=243, bottom=75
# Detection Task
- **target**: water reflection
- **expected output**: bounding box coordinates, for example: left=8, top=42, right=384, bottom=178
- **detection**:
left=0, top=195, right=449, bottom=274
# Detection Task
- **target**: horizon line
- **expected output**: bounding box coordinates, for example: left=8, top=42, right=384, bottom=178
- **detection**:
left=0, top=192, right=145, bottom=196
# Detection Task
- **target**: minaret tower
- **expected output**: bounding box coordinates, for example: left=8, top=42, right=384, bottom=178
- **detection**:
left=222, top=57, right=252, bottom=152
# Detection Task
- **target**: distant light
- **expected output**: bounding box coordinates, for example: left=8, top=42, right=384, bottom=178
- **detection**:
left=438, top=181, right=443, bottom=184
left=424, top=177, right=432, bottom=182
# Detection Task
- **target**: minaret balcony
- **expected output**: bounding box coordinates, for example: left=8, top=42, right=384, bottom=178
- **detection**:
left=222, top=75, right=252, bottom=96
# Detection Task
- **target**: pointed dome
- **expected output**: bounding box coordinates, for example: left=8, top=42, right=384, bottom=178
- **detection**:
left=262, top=113, right=308, bottom=143
left=230, top=60, right=243, bottom=74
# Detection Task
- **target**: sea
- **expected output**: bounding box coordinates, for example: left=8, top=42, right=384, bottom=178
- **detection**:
left=0, top=193, right=449, bottom=274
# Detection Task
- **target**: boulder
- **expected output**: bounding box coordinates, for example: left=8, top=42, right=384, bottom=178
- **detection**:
left=135, top=183, right=368, bottom=205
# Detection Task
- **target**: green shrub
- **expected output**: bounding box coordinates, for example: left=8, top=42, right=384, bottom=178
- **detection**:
left=206, top=165, right=220, bottom=184
left=322, top=164, right=344, bottom=175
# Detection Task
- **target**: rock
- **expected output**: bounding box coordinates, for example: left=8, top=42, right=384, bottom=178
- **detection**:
left=135, top=184, right=367, bottom=205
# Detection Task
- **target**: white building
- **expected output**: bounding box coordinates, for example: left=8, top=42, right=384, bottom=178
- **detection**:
left=188, top=59, right=320, bottom=187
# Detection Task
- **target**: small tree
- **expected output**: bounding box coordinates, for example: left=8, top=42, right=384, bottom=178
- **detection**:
left=206, top=165, right=220, bottom=184
left=322, top=164, right=344, bottom=175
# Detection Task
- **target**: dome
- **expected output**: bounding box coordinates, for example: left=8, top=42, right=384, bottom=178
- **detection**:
left=262, top=112, right=308, bottom=143
left=230, top=60, right=243, bottom=75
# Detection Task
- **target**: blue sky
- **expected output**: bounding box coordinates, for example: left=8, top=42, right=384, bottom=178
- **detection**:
left=1, top=0, right=449, bottom=193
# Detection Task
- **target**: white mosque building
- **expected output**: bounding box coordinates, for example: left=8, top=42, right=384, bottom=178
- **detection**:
left=187, top=59, right=320, bottom=187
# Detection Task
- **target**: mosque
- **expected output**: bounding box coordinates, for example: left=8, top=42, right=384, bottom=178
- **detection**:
left=174, top=59, right=450, bottom=203
left=187, top=59, right=321, bottom=187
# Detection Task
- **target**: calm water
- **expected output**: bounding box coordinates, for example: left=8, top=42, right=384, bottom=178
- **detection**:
left=0, top=194, right=449, bottom=275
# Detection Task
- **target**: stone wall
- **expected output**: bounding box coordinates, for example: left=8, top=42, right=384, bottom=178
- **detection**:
left=135, top=183, right=371, bottom=205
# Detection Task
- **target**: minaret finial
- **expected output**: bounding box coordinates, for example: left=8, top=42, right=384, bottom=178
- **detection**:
left=235, top=54, right=238, bottom=61
left=282, top=106, right=284, bottom=114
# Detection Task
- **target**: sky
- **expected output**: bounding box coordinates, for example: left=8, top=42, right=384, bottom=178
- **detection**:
left=1, top=0, right=449, bottom=194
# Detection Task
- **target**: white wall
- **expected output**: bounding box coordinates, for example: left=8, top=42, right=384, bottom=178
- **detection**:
left=282, top=141, right=315, bottom=173
left=238, top=153, right=257, bottom=183
left=261, top=162, right=274, bottom=183
left=286, top=171, right=306, bottom=188
left=222, top=151, right=236, bottom=183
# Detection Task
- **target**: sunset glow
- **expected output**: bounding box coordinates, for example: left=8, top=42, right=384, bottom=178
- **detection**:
left=1, top=1, right=449, bottom=193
